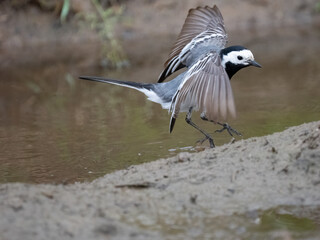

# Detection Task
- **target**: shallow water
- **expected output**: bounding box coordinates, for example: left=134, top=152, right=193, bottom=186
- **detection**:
left=0, top=27, right=319, bottom=184
left=158, top=205, right=320, bottom=240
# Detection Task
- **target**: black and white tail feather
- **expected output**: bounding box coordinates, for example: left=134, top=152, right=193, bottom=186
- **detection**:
left=79, top=76, right=172, bottom=109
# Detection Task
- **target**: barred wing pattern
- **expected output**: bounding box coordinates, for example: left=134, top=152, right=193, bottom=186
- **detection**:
left=158, top=5, right=228, bottom=82
left=170, top=52, right=236, bottom=130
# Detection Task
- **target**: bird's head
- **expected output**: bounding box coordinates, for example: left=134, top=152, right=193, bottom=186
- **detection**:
left=220, top=45, right=261, bottom=79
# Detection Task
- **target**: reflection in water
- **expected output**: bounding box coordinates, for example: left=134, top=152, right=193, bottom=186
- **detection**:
left=0, top=27, right=319, bottom=184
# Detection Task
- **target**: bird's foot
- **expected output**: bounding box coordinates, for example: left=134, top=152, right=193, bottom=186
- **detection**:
left=196, top=135, right=215, bottom=148
left=215, top=123, right=242, bottom=137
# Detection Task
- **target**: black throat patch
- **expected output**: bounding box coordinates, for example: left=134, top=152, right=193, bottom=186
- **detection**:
left=224, top=62, right=249, bottom=79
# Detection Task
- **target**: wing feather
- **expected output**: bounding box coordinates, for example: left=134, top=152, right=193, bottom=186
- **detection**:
left=170, top=53, right=236, bottom=130
left=158, top=5, right=228, bottom=82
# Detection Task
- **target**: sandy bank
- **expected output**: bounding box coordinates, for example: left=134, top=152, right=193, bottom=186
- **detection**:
left=1, top=121, right=320, bottom=239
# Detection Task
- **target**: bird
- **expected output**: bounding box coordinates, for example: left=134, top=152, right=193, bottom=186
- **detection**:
left=79, top=5, right=261, bottom=148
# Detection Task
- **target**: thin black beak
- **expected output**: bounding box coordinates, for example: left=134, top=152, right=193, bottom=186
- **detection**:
left=249, top=60, right=262, bottom=68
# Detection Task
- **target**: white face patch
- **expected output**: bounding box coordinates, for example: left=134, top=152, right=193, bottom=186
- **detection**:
left=221, top=49, right=254, bottom=68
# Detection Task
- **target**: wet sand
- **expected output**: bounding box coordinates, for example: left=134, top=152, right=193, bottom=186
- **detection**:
left=1, top=121, right=319, bottom=239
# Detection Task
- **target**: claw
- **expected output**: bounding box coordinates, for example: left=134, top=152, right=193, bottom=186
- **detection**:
left=215, top=123, right=242, bottom=137
left=208, top=138, right=215, bottom=148
left=196, top=136, right=215, bottom=148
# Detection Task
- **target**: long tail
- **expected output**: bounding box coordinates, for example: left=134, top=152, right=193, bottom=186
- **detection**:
left=79, top=76, right=170, bottom=109
left=79, top=76, right=154, bottom=91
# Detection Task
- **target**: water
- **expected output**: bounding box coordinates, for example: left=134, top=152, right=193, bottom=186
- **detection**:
left=158, top=205, right=320, bottom=239
left=0, top=27, right=319, bottom=184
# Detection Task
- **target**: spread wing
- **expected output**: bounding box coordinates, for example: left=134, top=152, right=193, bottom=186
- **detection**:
left=158, top=5, right=228, bottom=83
left=169, top=52, right=236, bottom=131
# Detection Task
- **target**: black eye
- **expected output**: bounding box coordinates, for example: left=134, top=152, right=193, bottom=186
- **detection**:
left=237, top=56, right=243, bottom=60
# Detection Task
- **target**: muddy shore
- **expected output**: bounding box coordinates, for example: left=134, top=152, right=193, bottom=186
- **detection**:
left=1, top=121, right=319, bottom=239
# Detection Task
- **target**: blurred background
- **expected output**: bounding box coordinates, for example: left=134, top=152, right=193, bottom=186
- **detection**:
left=0, top=0, right=319, bottom=184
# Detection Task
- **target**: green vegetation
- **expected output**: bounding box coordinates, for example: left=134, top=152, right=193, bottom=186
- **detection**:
left=9, top=0, right=128, bottom=69
left=316, top=1, right=320, bottom=12
left=60, top=0, right=70, bottom=23
left=76, top=0, right=128, bottom=68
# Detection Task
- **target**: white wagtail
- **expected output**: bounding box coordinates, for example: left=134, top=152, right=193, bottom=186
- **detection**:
left=80, top=5, right=261, bottom=148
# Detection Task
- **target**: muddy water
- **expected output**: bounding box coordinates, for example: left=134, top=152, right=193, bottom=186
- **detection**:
left=0, top=27, right=319, bottom=184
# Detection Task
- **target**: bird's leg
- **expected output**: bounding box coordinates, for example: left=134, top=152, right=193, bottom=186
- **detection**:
left=200, top=114, right=242, bottom=137
left=186, top=108, right=215, bottom=148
